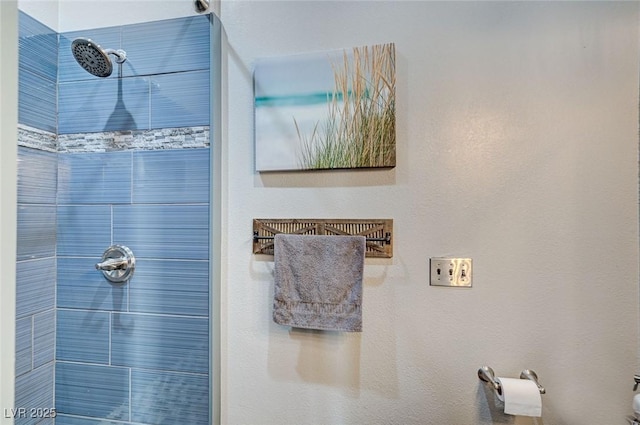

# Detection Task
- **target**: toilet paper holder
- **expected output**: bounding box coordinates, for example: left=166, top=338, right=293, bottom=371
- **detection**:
left=478, top=366, right=546, bottom=395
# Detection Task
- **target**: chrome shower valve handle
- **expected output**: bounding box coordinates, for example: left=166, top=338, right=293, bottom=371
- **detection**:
left=95, top=257, right=129, bottom=271
left=96, top=245, right=135, bottom=283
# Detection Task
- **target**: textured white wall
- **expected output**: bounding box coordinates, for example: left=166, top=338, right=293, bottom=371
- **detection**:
left=221, top=1, right=640, bottom=424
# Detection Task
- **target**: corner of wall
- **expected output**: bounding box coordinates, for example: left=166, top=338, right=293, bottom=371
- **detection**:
left=0, top=1, right=19, bottom=423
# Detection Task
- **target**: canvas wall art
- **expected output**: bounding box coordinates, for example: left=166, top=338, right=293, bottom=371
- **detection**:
left=254, top=43, right=396, bottom=172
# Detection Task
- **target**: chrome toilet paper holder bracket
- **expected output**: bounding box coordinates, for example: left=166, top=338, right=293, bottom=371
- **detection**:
left=478, top=366, right=546, bottom=395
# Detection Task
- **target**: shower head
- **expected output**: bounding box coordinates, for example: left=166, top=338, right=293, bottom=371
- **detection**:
left=71, top=38, right=127, bottom=78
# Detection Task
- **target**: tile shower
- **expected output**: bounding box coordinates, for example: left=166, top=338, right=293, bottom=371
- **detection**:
left=15, top=11, right=213, bottom=425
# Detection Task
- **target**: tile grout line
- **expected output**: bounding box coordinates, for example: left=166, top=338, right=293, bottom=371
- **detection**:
left=149, top=78, right=152, bottom=131
left=53, top=204, right=58, bottom=413
left=109, top=312, right=112, bottom=366
left=129, top=365, right=133, bottom=423
left=31, top=315, right=35, bottom=372
left=131, top=149, right=134, bottom=206
left=111, top=204, right=114, bottom=246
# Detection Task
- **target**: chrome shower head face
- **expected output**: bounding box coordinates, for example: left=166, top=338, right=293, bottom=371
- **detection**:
left=71, top=38, right=113, bottom=77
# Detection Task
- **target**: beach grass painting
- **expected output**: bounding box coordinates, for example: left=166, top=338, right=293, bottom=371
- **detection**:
left=254, top=43, right=396, bottom=171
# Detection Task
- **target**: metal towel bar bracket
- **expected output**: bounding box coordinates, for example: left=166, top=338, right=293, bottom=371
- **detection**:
left=252, top=218, right=394, bottom=258
left=252, top=231, right=392, bottom=245
left=478, top=366, right=546, bottom=396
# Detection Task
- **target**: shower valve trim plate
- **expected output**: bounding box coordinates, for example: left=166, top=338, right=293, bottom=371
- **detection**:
left=96, top=245, right=135, bottom=283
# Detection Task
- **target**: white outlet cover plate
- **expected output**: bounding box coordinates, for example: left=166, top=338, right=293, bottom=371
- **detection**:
left=430, top=257, right=472, bottom=287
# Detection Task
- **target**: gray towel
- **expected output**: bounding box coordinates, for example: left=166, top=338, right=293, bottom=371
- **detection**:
left=273, top=234, right=366, bottom=332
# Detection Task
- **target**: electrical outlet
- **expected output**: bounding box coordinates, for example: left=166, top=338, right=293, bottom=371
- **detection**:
left=430, top=257, right=472, bottom=287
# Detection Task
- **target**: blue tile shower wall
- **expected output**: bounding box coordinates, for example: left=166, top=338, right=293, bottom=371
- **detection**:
left=16, top=5, right=58, bottom=407
left=58, top=15, right=210, bottom=134
left=15, top=11, right=212, bottom=425
left=56, top=149, right=211, bottom=425
left=16, top=21, right=59, bottom=407
left=15, top=144, right=57, bottom=425
left=18, top=11, right=57, bottom=133
left=55, top=14, right=211, bottom=425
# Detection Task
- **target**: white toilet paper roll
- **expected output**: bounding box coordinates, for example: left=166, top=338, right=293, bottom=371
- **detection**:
left=496, top=377, right=542, bottom=417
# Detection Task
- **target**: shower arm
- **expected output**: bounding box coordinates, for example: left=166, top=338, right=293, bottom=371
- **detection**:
left=104, top=48, right=127, bottom=64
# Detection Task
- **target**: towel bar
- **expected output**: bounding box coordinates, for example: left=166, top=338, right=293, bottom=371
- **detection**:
left=253, top=231, right=391, bottom=245
left=252, top=218, right=394, bottom=258
left=477, top=366, right=546, bottom=396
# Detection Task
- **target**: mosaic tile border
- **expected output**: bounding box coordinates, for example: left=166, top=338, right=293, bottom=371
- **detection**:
left=18, top=124, right=57, bottom=152
left=58, top=127, right=210, bottom=153
left=18, top=125, right=210, bottom=153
